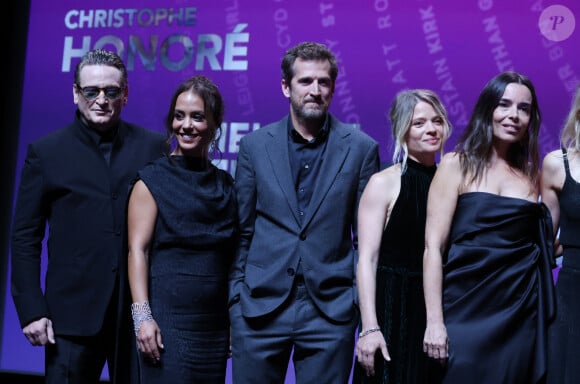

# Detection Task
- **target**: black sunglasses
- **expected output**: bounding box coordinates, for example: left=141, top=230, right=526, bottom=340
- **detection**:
left=76, top=84, right=125, bottom=101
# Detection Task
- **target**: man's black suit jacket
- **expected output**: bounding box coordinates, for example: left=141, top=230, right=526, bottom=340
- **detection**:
left=11, top=113, right=165, bottom=336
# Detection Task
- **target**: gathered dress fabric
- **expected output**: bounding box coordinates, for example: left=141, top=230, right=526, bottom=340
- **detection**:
left=547, top=148, right=580, bottom=384
left=442, top=192, right=555, bottom=384
left=353, top=159, right=443, bottom=384
left=135, top=155, right=237, bottom=384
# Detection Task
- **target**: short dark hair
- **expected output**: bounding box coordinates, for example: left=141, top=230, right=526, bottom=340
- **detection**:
left=281, top=42, right=338, bottom=85
left=74, top=49, right=127, bottom=88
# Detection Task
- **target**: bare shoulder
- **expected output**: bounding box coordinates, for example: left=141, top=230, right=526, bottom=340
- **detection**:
left=436, top=152, right=463, bottom=181
left=371, top=163, right=400, bottom=183
left=540, top=149, right=566, bottom=200
left=364, top=164, right=401, bottom=202
left=541, top=149, right=565, bottom=185
left=542, top=149, right=564, bottom=171
left=367, top=163, right=399, bottom=187
left=430, top=152, right=463, bottom=195
left=439, top=151, right=462, bottom=169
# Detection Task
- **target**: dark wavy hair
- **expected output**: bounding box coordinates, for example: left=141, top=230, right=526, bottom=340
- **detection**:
left=456, top=71, right=541, bottom=185
left=164, top=75, right=224, bottom=160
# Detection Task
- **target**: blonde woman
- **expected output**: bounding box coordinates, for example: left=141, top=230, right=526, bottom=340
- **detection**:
left=541, top=84, right=580, bottom=384
left=355, top=89, right=451, bottom=384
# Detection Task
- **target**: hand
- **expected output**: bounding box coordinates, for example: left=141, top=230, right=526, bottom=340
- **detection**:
left=423, top=322, right=448, bottom=362
left=136, top=320, right=164, bottom=363
left=356, top=330, right=390, bottom=377
left=23, top=317, right=55, bottom=346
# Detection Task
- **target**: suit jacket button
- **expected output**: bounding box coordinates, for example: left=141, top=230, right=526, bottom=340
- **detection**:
left=299, top=233, right=306, bottom=241
left=287, top=268, right=295, bottom=276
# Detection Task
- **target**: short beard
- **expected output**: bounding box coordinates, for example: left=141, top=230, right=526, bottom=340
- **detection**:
left=291, top=101, right=326, bottom=123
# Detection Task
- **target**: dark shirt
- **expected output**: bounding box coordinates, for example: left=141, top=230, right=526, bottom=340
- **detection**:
left=288, top=115, right=329, bottom=282
left=79, top=113, right=118, bottom=166
left=287, top=115, right=329, bottom=222
left=287, top=116, right=329, bottom=278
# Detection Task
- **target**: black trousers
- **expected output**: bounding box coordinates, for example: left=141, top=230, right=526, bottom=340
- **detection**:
left=44, top=289, right=136, bottom=384
left=45, top=331, right=115, bottom=384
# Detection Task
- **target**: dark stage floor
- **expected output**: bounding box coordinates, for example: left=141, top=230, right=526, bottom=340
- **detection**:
left=0, top=371, right=109, bottom=383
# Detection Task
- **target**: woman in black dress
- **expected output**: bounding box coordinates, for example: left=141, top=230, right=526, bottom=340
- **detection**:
left=541, top=84, right=580, bottom=384
left=423, top=71, right=555, bottom=384
left=355, top=89, right=451, bottom=384
left=127, top=75, right=237, bottom=383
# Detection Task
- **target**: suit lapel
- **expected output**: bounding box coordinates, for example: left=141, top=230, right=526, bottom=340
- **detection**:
left=265, top=120, right=301, bottom=226
left=301, top=119, right=350, bottom=228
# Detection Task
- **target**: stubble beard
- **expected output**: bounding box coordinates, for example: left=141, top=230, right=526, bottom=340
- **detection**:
left=291, top=100, right=327, bottom=124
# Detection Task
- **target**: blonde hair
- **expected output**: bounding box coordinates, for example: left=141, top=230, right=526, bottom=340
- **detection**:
left=561, top=85, right=580, bottom=151
left=389, top=89, right=452, bottom=173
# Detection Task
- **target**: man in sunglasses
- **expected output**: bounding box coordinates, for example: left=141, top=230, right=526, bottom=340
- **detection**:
left=10, top=48, right=165, bottom=384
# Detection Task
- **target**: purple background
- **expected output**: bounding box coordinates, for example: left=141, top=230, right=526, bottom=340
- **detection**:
left=2, top=0, right=578, bottom=380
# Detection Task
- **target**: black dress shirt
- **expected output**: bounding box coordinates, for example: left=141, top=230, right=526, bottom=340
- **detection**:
left=287, top=116, right=329, bottom=222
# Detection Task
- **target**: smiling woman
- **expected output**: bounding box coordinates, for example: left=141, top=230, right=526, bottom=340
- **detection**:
left=127, top=75, right=238, bottom=383
left=353, top=89, right=451, bottom=384
left=171, top=92, right=213, bottom=157
left=422, top=71, right=555, bottom=384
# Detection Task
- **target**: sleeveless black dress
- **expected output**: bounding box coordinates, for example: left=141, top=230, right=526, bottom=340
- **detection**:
left=442, top=192, right=555, bottom=384
left=135, top=155, right=237, bottom=384
left=548, top=148, right=580, bottom=384
left=353, top=159, right=443, bottom=384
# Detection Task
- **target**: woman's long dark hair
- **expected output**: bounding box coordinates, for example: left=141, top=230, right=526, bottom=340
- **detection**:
left=456, top=71, right=541, bottom=186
